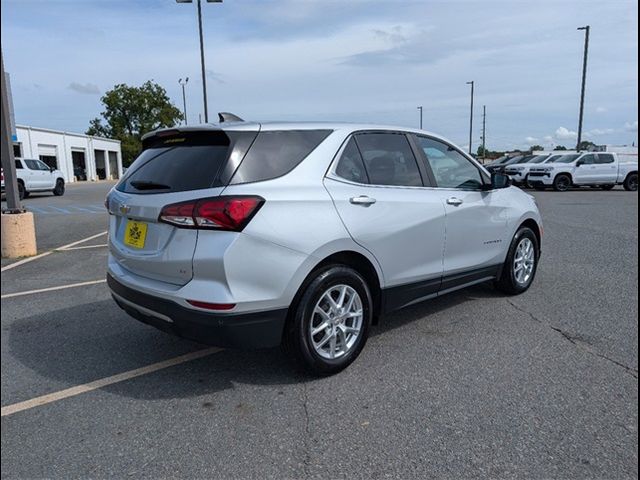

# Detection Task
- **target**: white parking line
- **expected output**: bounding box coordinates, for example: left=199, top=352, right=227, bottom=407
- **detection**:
left=1, top=347, right=222, bottom=417
left=57, top=243, right=108, bottom=251
left=1, top=279, right=106, bottom=299
left=1, top=231, right=107, bottom=272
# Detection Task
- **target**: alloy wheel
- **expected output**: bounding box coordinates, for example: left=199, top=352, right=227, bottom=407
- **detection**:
left=309, top=284, right=363, bottom=360
left=513, top=238, right=535, bottom=285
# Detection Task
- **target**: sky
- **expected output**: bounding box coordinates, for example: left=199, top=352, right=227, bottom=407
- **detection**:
left=1, top=0, right=638, bottom=152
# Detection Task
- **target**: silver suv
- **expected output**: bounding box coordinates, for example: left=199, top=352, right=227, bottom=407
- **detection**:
left=106, top=121, right=542, bottom=374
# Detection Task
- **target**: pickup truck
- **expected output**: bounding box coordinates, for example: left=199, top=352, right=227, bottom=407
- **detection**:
left=527, top=152, right=638, bottom=192
left=1, top=158, right=65, bottom=199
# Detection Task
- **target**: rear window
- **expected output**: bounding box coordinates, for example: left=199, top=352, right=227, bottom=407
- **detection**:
left=229, top=130, right=331, bottom=185
left=116, top=131, right=254, bottom=194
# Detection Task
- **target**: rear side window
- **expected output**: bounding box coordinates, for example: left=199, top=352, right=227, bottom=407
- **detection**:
left=335, top=138, right=369, bottom=184
left=597, top=153, right=615, bottom=164
left=355, top=133, right=422, bottom=187
left=117, top=131, right=253, bottom=194
left=230, top=130, right=331, bottom=185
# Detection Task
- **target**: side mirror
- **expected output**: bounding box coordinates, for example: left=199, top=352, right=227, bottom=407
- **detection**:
left=490, top=172, right=511, bottom=189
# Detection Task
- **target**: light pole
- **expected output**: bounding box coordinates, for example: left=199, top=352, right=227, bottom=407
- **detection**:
left=576, top=25, right=590, bottom=150
left=417, top=106, right=423, bottom=129
left=176, top=0, right=223, bottom=123
left=466, top=81, right=474, bottom=155
left=179, top=77, right=189, bottom=125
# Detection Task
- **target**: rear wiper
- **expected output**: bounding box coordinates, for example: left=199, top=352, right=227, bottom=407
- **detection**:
left=129, top=180, right=171, bottom=190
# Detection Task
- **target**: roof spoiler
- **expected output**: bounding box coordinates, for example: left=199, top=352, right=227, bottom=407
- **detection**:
left=218, top=112, right=244, bottom=123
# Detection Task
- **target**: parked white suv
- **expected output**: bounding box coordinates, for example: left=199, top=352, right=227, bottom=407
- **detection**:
left=106, top=122, right=543, bottom=374
left=0, top=158, right=66, bottom=199
left=528, top=152, right=638, bottom=191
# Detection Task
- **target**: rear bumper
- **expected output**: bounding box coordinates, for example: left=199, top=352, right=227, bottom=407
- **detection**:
left=107, top=273, right=288, bottom=349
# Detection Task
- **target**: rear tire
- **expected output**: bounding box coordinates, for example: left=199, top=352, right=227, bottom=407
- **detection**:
left=495, top=227, right=539, bottom=295
left=553, top=174, right=571, bottom=192
left=623, top=173, right=638, bottom=192
left=53, top=179, right=65, bottom=196
left=283, top=265, right=372, bottom=375
left=17, top=181, right=25, bottom=200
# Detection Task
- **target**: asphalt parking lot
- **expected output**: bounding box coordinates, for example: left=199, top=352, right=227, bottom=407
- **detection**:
left=1, top=182, right=638, bottom=479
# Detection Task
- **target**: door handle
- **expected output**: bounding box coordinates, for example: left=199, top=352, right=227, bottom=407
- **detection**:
left=349, top=195, right=376, bottom=206
left=446, top=197, right=463, bottom=206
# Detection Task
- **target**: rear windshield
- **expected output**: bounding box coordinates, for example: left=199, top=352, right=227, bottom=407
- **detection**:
left=229, top=130, right=332, bottom=184
left=116, top=131, right=253, bottom=194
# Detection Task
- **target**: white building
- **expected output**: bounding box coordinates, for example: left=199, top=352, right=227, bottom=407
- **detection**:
left=13, top=125, right=123, bottom=183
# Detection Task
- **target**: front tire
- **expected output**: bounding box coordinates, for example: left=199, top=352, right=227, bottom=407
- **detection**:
left=553, top=174, right=571, bottom=192
left=53, top=179, right=65, bottom=196
left=624, top=173, right=638, bottom=192
left=495, top=227, right=539, bottom=295
left=283, top=265, right=372, bottom=375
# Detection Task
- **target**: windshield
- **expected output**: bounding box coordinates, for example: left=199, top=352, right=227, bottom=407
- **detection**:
left=529, top=155, right=550, bottom=164
left=503, top=156, right=523, bottom=165
left=516, top=155, right=537, bottom=164
left=554, top=154, right=581, bottom=164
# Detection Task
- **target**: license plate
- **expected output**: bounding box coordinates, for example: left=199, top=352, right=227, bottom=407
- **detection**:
left=124, top=220, right=148, bottom=249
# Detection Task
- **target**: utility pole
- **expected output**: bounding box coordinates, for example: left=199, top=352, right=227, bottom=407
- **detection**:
left=576, top=25, right=590, bottom=150
left=417, top=106, right=423, bottom=129
left=176, top=0, right=223, bottom=124
left=179, top=77, right=189, bottom=125
left=481, top=105, right=486, bottom=162
left=466, top=81, right=474, bottom=155
left=1, top=51, right=20, bottom=212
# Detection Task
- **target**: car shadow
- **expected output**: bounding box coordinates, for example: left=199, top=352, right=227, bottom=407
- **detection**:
left=6, top=283, right=504, bottom=401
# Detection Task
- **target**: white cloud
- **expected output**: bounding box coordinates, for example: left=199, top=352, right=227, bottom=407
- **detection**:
left=625, top=121, right=638, bottom=132
left=67, top=82, right=100, bottom=95
left=524, top=136, right=538, bottom=145
left=555, top=127, right=578, bottom=140
left=543, top=135, right=554, bottom=142
left=588, top=128, right=615, bottom=136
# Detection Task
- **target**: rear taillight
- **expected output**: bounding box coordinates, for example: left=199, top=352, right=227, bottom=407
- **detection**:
left=159, top=196, right=264, bottom=231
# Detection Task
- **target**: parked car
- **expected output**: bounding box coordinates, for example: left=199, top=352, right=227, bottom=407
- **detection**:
left=486, top=154, right=538, bottom=174
left=1, top=158, right=65, bottom=199
left=528, top=152, right=638, bottom=191
left=106, top=122, right=543, bottom=374
left=504, top=152, right=577, bottom=187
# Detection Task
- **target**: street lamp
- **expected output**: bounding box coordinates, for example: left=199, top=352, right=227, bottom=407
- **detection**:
left=466, top=81, right=474, bottom=155
left=417, top=106, right=423, bottom=129
left=176, top=0, right=223, bottom=123
left=576, top=25, right=590, bottom=150
left=178, top=77, right=189, bottom=125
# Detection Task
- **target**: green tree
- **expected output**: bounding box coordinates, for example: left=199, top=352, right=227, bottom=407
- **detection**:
left=476, top=145, right=487, bottom=158
left=577, top=140, right=596, bottom=151
left=529, top=145, right=544, bottom=152
left=86, top=81, right=183, bottom=166
left=553, top=145, right=568, bottom=151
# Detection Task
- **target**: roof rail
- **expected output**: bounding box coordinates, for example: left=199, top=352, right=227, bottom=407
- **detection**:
left=218, top=112, right=244, bottom=123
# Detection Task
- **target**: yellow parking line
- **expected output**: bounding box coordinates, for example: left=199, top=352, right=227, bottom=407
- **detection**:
left=1, top=279, right=106, bottom=299
left=1, top=348, right=222, bottom=417
left=1, top=231, right=108, bottom=272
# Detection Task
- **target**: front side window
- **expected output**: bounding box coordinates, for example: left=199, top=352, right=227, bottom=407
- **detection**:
left=416, top=136, right=484, bottom=189
left=24, top=159, right=41, bottom=170
left=335, top=138, right=369, bottom=184
left=579, top=154, right=596, bottom=165
left=354, top=133, right=422, bottom=187
left=596, top=153, right=615, bottom=164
